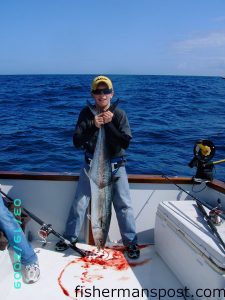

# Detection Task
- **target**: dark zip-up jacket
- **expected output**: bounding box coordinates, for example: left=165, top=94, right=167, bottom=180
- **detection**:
left=73, top=104, right=132, bottom=158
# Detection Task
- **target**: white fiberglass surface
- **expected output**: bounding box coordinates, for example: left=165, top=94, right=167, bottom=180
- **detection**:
left=2, top=241, right=184, bottom=300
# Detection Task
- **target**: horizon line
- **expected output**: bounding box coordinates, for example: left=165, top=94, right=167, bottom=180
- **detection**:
left=0, top=73, right=220, bottom=77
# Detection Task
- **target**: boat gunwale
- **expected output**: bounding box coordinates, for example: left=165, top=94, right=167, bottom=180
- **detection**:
left=0, top=171, right=225, bottom=194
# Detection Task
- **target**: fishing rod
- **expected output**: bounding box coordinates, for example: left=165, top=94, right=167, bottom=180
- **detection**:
left=0, top=189, right=86, bottom=257
left=161, top=174, right=225, bottom=252
left=206, top=158, right=225, bottom=166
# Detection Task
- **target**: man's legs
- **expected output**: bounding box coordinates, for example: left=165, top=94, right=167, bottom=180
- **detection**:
left=56, top=163, right=91, bottom=250
left=0, top=195, right=38, bottom=265
left=112, top=167, right=138, bottom=244
left=0, top=195, right=40, bottom=282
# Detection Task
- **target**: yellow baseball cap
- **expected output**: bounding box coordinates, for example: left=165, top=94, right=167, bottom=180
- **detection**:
left=91, top=75, right=113, bottom=91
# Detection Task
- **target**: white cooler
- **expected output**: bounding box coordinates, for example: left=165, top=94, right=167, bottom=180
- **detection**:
left=155, top=200, right=225, bottom=300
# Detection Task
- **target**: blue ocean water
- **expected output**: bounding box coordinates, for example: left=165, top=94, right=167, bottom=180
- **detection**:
left=0, top=75, right=225, bottom=180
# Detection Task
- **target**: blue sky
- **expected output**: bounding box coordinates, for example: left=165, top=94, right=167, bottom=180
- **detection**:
left=1, top=0, right=225, bottom=76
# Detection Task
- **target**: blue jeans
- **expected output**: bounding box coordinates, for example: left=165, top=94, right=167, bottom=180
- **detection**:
left=0, top=195, right=38, bottom=266
left=64, top=161, right=137, bottom=246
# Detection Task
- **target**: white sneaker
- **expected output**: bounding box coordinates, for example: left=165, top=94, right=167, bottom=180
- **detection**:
left=24, top=263, right=40, bottom=284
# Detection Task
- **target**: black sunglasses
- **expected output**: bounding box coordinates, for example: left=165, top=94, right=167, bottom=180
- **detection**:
left=92, top=88, right=112, bottom=95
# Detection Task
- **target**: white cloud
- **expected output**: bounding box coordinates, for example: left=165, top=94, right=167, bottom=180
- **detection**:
left=174, top=55, right=225, bottom=76
left=173, top=31, right=225, bottom=52
left=212, top=16, right=225, bottom=23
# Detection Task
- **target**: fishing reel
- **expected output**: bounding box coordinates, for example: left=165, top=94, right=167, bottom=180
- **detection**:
left=38, top=224, right=52, bottom=244
left=189, top=140, right=215, bottom=180
left=209, top=208, right=223, bottom=226
left=209, top=199, right=224, bottom=226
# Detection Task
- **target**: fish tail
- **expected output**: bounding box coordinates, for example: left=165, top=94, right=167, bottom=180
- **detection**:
left=87, top=100, right=97, bottom=116
left=96, top=239, right=104, bottom=251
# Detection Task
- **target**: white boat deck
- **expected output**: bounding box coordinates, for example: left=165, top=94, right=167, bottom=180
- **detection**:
left=2, top=241, right=184, bottom=300
left=1, top=175, right=224, bottom=299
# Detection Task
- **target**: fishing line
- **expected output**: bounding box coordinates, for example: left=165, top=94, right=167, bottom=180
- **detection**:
left=135, top=190, right=155, bottom=221
left=160, top=173, right=225, bottom=251
left=160, top=173, right=211, bottom=208
left=191, top=180, right=208, bottom=193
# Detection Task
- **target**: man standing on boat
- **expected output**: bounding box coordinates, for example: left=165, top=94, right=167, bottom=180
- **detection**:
left=0, top=194, right=40, bottom=283
left=56, top=75, right=140, bottom=259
